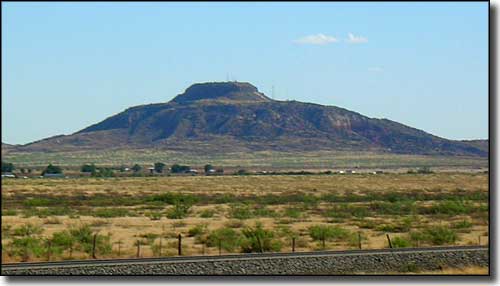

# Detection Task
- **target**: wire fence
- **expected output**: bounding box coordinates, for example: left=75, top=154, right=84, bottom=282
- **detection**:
left=2, top=228, right=489, bottom=263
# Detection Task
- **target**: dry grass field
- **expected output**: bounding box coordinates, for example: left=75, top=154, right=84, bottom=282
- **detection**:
left=1, top=173, right=488, bottom=264
left=2, top=149, right=488, bottom=170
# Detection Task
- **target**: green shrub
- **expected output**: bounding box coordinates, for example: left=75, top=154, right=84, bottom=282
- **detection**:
left=199, top=209, right=215, bottom=218
left=309, top=225, right=346, bottom=240
left=171, top=164, right=190, bottom=173
left=132, top=164, right=142, bottom=172
left=2, top=161, right=14, bottom=172
left=409, top=226, right=458, bottom=246
left=283, top=207, right=302, bottom=219
left=148, top=193, right=198, bottom=205
left=229, top=204, right=253, bottom=219
left=309, top=224, right=351, bottom=249
left=424, top=200, right=475, bottom=215
left=375, top=222, right=410, bottom=233
left=94, top=208, right=130, bottom=218
left=424, top=226, right=458, bottom=245
left=240, top=222, right=281, bottom=253
left=408, top=231, right=427, bottom=246
left=324, top=204, right=369, bottom=218
left=41, top=164, right=63, bottom=175
left=235, top=169, right=249, bottom=176
left=12, top=224, right=43, bottom=237
left=188, top=224, right=207, bottom=237
left=69, top=225, right=112, bottom=256
left=206, top=227, right=241, bottom=252
left=214, top=194, right=237, bottom=204
left=356, top=220, right=377, bottom=229
left=391, top=236, right=411, bottom=248
left=154, top=162, right=166, bottom=173
left=451, top=220, right=473, bottom=231
left=24, top=198, right=55, bottom=207
left=370, top=201, right=416, bottom=215
left=81, top=164, right=96, bottom=173
left=166, top=201, right=192, bottom=219
left=9, top=223, right=44, bottom=261
left=22, top=207, right=75, bottom=218
left=323, top=207, right=351, bottom=219
left=253, top=206, right=277, bottom=217
left=3, top=209, right=17, bottom=216
left=51, top=230, right=76, bottom=258
left=10, top=236, right=44, bottom=261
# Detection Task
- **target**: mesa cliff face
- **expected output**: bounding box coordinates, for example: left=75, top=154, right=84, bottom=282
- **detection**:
left=14, top=82, right=487, bottom=156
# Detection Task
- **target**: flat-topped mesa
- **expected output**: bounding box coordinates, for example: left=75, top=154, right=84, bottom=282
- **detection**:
left=171, top=81, right=272, bottom=104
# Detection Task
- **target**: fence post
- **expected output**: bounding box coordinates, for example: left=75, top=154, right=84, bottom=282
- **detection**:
left=292, top=237, right=296, bottom=253
left=218, top=238, right=222, bottom=255
left=178, top=234, right=182, bottom=256
left=386, top=234, right=393, bottom=249
left=136, top=240, right=141, bottom=258
left=92, top=233, right=97, bottom=259
left=358, top=232, right=362, bottom=249
left=478, top=236, right=481, bottom=246
left=117, top=240, right=122, bottom=257
left=257, top=236, right=263, bottom=253
left=46, top=240, right=52, bottom=261
left=159, top=237, right=162, bottom=257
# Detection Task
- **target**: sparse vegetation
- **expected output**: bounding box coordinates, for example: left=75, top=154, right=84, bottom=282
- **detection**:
left=94, top=208, right=131, bottom=218
left=1, top=173, right=488, bottom=262
left=41, top=164, right=63, bottom=175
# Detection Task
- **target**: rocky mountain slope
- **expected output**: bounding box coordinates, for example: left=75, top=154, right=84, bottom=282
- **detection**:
left=8, top=82, right=487, bottom=157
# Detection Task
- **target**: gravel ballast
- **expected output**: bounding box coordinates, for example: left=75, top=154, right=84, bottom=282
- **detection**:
left=2, top=247, right=489, bottom=275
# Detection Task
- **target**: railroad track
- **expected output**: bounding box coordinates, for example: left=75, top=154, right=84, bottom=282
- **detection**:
left=1, top=245, right=488, bottom=270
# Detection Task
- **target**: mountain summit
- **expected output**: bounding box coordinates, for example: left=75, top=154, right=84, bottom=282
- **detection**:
left=172, top=82, right=272, bottom=104
left=16, top=81, right=487, bottom=156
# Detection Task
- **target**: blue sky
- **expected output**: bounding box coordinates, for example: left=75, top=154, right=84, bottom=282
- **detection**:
left=2, top=2, right=488, bottom=144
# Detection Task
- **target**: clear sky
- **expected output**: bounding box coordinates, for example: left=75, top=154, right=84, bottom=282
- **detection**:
left=2, top=2, right=488, bottom=145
